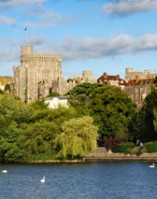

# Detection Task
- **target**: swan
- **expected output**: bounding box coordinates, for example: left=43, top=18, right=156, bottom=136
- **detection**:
left=2, top=170, right=7, bottom=173
left=149, top=163, right=155, bottom=168
left=40, top=176, right=45, bottom=183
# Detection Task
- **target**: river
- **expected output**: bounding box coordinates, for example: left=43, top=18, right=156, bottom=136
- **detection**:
left=0, top=161, right=157, bottom=199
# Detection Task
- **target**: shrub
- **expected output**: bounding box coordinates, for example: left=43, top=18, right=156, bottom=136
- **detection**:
left=104, top=134, right=128, bottom=151
left=116, top=142, right=135, bottom=154
left=144, top=142, right=157, bottom=153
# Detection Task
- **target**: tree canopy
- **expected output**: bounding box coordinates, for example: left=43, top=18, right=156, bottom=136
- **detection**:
left=90, top=86, right=136, bottom=138
left=54, top=116, right=98, bottom=159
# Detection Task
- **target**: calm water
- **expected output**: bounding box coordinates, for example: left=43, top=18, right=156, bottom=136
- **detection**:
left=0, top=161, right=157, bottom=199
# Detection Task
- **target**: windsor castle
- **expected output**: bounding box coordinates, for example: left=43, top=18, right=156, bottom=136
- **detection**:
left=11, top=46, right=96, bottom=103
left=1, top=45, right=156, bottom=106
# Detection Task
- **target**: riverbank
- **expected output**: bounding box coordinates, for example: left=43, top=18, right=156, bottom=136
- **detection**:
left=26, top=147, right=157, bottom=164
left=84, top=147, right=157, bottom=162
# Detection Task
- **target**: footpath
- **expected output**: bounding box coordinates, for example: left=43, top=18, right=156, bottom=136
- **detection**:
left=84, top=147, right=157, bottom=162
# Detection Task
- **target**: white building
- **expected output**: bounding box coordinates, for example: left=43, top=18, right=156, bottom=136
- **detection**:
left=45, top=97, right=68, bottom=109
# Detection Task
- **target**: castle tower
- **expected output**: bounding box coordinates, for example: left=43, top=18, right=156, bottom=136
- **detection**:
left=12, top=46, right=64, bottom=103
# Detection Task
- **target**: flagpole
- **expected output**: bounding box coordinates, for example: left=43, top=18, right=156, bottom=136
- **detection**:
left=25, top=27, right=28, bottom=46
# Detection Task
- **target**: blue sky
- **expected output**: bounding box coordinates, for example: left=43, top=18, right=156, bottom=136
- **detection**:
left=0, top=0, right=157, bottom=79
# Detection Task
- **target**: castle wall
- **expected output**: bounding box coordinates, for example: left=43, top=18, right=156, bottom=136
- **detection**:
left=125, top=68, right=157, bottom=81
left=12, top=46, right=65, bottom=103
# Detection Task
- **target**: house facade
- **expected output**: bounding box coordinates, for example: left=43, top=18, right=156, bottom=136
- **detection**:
left=97, top=71, right=156, bottom=109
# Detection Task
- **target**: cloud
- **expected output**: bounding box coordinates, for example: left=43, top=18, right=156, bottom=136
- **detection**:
left=103, top=0, right=157, bottom=16
left=0, top=0, right=75, bottom=28
left=23, top=10, right=75, bottom=28
left=29, top=37, right=46, bottom=46
left=1, top=33, right=157, bottom=66
left=0, top=0, right=46, bottom=10
left=51, top=34, right=157, bottom=61
left=0, top=16, right=16, bottom=25
left=0, top=51, right=19, bottom=63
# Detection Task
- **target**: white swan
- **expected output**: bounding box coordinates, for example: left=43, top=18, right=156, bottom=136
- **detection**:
left=2, top=170, right=7, bottom=173
left=149, top=163, right=155, bottom=168
left=40, top=176, right=45, bottom=183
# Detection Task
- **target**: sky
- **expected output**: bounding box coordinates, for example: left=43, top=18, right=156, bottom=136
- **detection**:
left=0, top=0, right=157, bottom=79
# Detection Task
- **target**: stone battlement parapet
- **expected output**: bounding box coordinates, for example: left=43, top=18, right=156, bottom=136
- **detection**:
left=21, top=54, right=62, bottom=63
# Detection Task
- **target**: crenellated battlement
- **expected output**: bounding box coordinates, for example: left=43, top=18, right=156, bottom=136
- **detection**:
left=21, top=54, right=62, bottom=63
left=21, top=46, right=62, bottom=63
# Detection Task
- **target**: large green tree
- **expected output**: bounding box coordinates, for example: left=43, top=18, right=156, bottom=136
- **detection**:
left=143, top=88, right=157, bottom=141
left=0, top=94, right=32, bottom=162
left=68, top=82, right=103, bottom=116
left=129, top=87, right=157, bottom=142
left=90, top=86, right=136, bottom=139
left=54, top=116, right=98, bottom=159
left=0, top=94, right=80, bottom=162
left=154, top=108, right=157, bottom=133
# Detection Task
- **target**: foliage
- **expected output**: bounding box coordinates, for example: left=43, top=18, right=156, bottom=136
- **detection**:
left=129, top=109, right=146, bottom=141
left=30, top=98, right=49, bottom=110
left=0, top=121, right=25, bottom=162
left=68, top=82, right=103, bottom=96
left=144, top=142, right=157, bottom=153
left=2, top=83, right=157, bottom=163
left=131, top=88, right=157, bottom=142
left=90, top=86, right=136, bottom=138
left=0, top=94, right=33, bottom=162
left=116, top=142, right=135, bottom=154
left=68, top=82, right=103, bottom=116
left=67, top=78, right=74, bottom=83
left=0, top=94, right=32, bottom=132
left=54, top=116, right=98, bottom=159
left=154, top=108, right=157, bottom=133
left=104, top=133, right=128, bottom=151
left=4, top=84, right=10, bottom=92
left=68, top=84, right=136, bottom=139
left=0, top=94, right=78, bottom=162
left=47, top=92, right=60, bottom=97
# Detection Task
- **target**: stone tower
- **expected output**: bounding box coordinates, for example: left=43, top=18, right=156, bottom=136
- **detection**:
left=12, top=46, right=65, bottom=103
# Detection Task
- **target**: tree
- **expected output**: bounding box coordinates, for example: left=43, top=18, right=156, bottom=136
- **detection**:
left=68, top=82, right=103, bottom=96
left=19, top=121, right=58, bottom=156
left=4, top=84, right=11, bottom=92
left=68, top=82, right=103, bottom=116
left=0, top=94, right=32, bottom=162
left=153, top=108, right=157, bottom=133
left=47, top=92, right=60, bottom=97
left=0, top=93, right=32, bottom=134
left=0, top=122, right=25, bottom=162
left=142, top=88, right=157, bottom=141
left=54, top=116, right=98, bottom=159
left=90, top=86, right=136, bottom=139
left=129, top=87, right=157, bottom=142
left=129, top=109, right=146, bottom=141
left=30, top=98, right=49, bottom=110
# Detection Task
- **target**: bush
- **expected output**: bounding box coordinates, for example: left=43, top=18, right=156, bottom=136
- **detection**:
left=104, top=134, right=128, bottom=151
left=144, top=142, right=157, bottom=152
left=116, top=142, right=135, bottom=154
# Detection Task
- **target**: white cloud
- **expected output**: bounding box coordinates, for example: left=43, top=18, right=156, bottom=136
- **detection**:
left=23, top=10, right=75, bottom=28
left=1, top=33, right=157, bottom=66
left=51, top=34, right=157, bottom=61
left=103, top=0, right=157, bottom=16
left=0, top=16, right=16, bottom=25
left=0, top=0, right=74, bottom=28
left=0, top=0, right=46, bottom=10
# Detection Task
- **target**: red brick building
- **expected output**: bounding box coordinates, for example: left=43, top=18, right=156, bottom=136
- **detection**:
left=97, top=72, right=155, bottom=109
